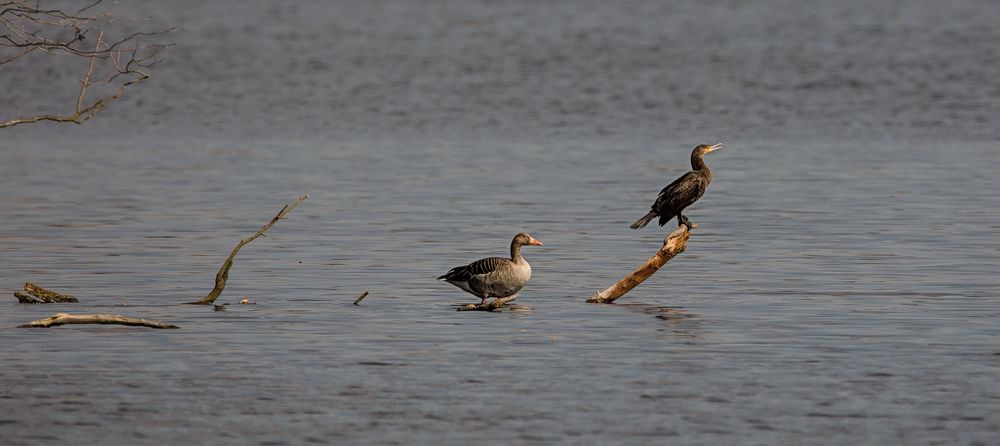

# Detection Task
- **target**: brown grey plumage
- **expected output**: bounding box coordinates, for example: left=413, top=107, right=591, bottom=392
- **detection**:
left=437, top=233, right=543, bottom=304
left=631, top=143, right=723, bottom=230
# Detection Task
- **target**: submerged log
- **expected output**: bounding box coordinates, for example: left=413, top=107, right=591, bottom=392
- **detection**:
left=189, top=194, right=308, bottom=305
left=588, top=224, right=693, bottom=304
left=457, top=294, right=519, bottom=312
left=18, top=313, right=179, bottom=329
left=13, top=282, right=78, bottom=303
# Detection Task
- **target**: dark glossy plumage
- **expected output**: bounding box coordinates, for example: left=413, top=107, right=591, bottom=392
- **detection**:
left=631, top=143, right=722, bottom=230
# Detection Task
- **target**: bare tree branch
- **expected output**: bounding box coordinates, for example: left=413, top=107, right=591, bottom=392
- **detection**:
left=0, top=0, right=173, bottom=128
left=75, top=29, right=100, bottom=112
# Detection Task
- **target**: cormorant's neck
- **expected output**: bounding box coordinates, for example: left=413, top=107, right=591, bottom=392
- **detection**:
left=510, top=241, right=522, bottom=261
left=691, top=153, right=712, bottom=182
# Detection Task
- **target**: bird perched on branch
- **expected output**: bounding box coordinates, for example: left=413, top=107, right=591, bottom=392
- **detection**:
left=631, top=143, right=723, bottom=230
left=437, top=233, right=543, bottom=304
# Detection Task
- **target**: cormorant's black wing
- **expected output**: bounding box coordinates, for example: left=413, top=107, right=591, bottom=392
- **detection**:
left=653, top=172, right=708, bottom=215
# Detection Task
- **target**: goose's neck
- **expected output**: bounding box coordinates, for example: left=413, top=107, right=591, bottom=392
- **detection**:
left=510, top=242, right=523, bottom=262
left=691, top=153, right=712, bottom=182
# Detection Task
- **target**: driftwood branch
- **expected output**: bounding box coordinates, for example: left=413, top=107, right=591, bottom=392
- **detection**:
left=18, top=312, right=178, bottom=329
left=457, top=294, right=519, bottom=312
left=189, top=194, right=308, bottom=305
left=13, top=282, right=78, bottom=303
left=588, top=224, right=693, bottom=304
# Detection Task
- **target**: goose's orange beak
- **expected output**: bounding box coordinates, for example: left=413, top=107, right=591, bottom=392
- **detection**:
left=528, top=236, right=543, bottom=246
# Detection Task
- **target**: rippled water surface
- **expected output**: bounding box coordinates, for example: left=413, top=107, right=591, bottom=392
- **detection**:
left=2, top=1, right=999, bottom=445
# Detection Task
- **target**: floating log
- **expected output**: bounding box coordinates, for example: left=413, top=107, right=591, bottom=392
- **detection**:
left=588, top=224, right=693, bottom=304
left=18, top=313, right=179, bottom=329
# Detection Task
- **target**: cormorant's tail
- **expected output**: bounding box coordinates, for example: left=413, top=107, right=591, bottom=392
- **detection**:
left=630, top=211, right=657, bottom=229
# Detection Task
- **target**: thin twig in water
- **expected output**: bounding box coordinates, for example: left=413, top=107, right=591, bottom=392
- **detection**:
left=353, top=291, right=369, bottom=305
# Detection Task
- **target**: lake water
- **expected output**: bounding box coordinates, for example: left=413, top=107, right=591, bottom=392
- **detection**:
left=2, top=1, right=999, bottom=445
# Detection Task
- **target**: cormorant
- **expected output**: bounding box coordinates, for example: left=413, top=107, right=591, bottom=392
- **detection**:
left=630, top=143, right=723, bottom=230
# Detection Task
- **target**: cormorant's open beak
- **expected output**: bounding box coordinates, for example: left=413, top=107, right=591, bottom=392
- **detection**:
left=708, top=143, right=724, bottom=152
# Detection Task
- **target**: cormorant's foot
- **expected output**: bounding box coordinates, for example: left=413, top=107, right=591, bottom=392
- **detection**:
left=678, top=217, right=696, bottom=230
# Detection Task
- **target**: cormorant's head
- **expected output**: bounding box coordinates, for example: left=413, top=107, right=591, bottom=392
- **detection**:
left=513, top=233, right=544, bottom=246
left=693, top=143, right=724, bottom=156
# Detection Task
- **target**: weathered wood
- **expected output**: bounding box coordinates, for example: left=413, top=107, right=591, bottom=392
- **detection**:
left=457, top=294, right=519, bottom=312
left=588, top=224, right=694, bottom=304
left=18, top=313, right=179, bottom=329
left=12, top=283, right=78, bottom=303
left=189, top=194, right=308, bottom=305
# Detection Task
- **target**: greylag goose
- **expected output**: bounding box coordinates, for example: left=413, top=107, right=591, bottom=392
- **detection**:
left=631, top=143, right=723, bottom=230
left=437, top=233, right=543, bottom=304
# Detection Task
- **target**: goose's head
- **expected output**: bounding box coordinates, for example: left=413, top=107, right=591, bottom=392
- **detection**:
left=513, top=233, right=543, bottom=246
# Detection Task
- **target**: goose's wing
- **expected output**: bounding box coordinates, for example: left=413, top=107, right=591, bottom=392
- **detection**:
left=438, top=257, right=510, bottom=283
